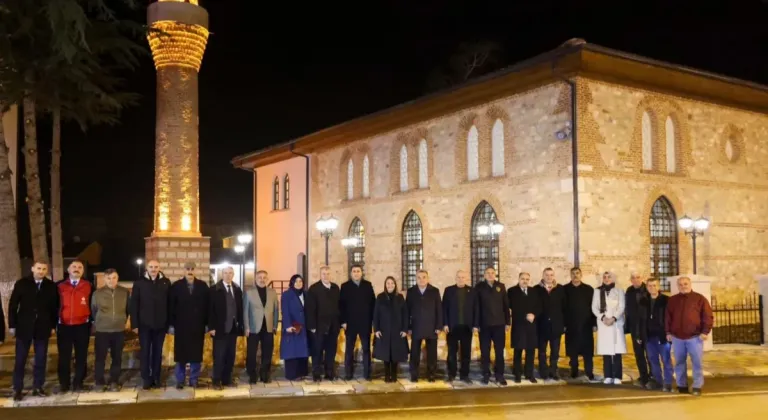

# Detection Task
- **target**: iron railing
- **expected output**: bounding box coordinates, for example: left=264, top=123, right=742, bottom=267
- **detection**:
left=711, top=293, right=764, bottom=345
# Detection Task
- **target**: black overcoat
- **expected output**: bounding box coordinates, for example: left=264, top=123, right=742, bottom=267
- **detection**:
left=508, top=286, right=542, bottom=349
left=563, top=282, right=596, bottom=356
left=169, top=278, right=210, bottom=363
left=372, top=292, right=409, bottom=363
left=8, top=277, right=59, bottom=340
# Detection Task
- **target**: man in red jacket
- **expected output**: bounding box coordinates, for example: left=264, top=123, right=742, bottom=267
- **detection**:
left=665, top=276, right=713, bottom=396
left=56, top=260, right=94, bottom=393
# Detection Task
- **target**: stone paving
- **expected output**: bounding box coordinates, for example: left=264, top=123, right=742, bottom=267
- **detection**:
left=0, top=344, right=765, bottom=408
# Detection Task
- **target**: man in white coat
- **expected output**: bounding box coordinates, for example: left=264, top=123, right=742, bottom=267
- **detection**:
left=592, top=271, right=626, bottom=384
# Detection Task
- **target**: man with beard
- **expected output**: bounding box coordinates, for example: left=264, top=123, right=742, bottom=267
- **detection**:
left=563, top=267, right=596, bottom=380
left=56, top=260, right=94, bottom=393
left=339, top=264, right=376, bottom=380
left=169, top=262, right=210, bottom=389
left=244, top=270, right=279, bottom=383
left=131, top=259, right=172, bottom=390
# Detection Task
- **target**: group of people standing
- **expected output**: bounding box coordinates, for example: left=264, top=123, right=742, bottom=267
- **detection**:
left=3, top=258, right=714, bottom=402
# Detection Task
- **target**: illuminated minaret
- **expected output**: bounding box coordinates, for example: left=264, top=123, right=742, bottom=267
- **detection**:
left=145, top=0, right=210, bottom=280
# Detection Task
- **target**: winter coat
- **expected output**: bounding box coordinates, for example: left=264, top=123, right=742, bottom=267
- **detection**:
left=91, top=285, right=130, bottom=332
left=130, top=272, right=171, bottom=330
left=372, top=292, right=409, bottom=363
left=280, top=290, right=310, bottom=360
left=169, top=278, right=210, bottom=363
left=8, top=277, right=59, bottom=340
left=508, top=285, right=542, bottom=349
left=591, top=286, right=627, bottom=356
left=57, top=278, right=94, bottom=326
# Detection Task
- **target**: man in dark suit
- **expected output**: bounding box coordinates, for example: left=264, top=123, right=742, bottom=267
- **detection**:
left=208, top=266, right=244, bottom=390
left=306, top=265, right=341, bottom=382
left=534, top=267, right=567, bottom=381
left=475, top=267, right=510, bottom=385
left=442, top=269, right=478, bottom=383
left=339, top=264, right=376, bottom=380
left=406, top=269, right=442, bottom=383
left=508, top=272, right=542, bottom=383
left=8, top=261, right=59, bottom=401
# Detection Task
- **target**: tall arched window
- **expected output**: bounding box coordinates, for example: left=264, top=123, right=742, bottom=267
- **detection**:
left=347, top=159, right=354, bottom=200
left=470, top=201, right=500, bottom=285
left=347, top=217, right=366, bottom=272
left=467, top=125, right=479, bottom=181
left=401, top=210, right=423, bottom=290
left=283, top=174, right=290, bottom=209
left=272, top=176, right=279, bottom=210
left=665, top=116, right=676, bottom=173
left=418, top=139, right=428, bottom=189
left=362, top=155, right=370, bottom=198
left=642, top=111, right=653, bottom=170
left=649, top=196, right=679, bottom=291
left=399, top=145, right=409, bottom=192
left=491, top=119, right=505, bottom=177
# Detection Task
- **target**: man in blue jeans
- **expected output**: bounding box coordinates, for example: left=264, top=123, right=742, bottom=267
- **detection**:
left=665, top=276, right=713, bottom=396
left=641, top=278, right=673, bottom=391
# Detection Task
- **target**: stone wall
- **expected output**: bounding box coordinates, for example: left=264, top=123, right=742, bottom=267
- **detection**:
left=308, top=82, right=578, bottom=292
left=576, top=77, right=768, bottom=302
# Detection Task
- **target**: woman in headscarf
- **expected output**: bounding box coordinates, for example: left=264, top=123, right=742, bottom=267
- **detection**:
left=372, top=276, right=409, bottom=382
left=281, top=274, right=310, bottom=380
left=591, top=271, right=627, bottom=385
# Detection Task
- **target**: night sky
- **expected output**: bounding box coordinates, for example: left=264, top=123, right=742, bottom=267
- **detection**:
left=17, top=1, right=768, bottom=273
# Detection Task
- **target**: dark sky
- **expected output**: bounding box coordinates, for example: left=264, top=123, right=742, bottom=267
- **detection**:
left=19, top=1, right=767, bottom=268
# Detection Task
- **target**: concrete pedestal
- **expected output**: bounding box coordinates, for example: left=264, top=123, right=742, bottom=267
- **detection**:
left=667, top=274, right=714, bottom=351
left=756, top=275, right=768, bottom=346
left=145, top=236, right=211, bottom=281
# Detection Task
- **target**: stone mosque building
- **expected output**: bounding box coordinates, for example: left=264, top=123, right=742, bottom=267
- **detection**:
left=233, top=40, right=768, bottom=305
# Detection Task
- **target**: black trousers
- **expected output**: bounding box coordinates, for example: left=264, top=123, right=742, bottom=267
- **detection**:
left=94, top=332, right=125, bottom=385
left=479, top=325, right=506, bottom=379
left=631, top=333, right=651, bottom=382
left=538, top=332, right=562, bottom=378
left=344, top=329, right=371, bottom=378
left=246, top=328, right=274, bottom=381
left=603, top=354, right=623, bottom=380
left=213, top=332, right=238, bottom=385
left=57, top=323, right=90, bottom=388
left=311, top=330, right=339, bottom=378
left=409, top=337, right=437, bottom=379
left=569, top=354, right=594, bottom=377
left=14, top=337, right=49, bottom=390
left=446, top=325, right=472, bottom=379
left=139, top=327, right=166, bottom=386
left=513, top=348, right=535, bottom=378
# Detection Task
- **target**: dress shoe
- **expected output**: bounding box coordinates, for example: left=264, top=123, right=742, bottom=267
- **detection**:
left=529, top=378, right=537, bottom=384
left=447, top=376, right=456, bottom=382
left=13, top=391, right=23, bottom=401
left=497, top=378, right=508, bottom=386
left=427, top=377, right=435, bottom=383
left=514, top=377, right=522, bottom=384
left=344, top=374, right=354, bottom=381
left=176, top=384, right=184, bottom=390
left=692, top=388, right=702, bottom=396
left=109, top=383, right=121, bottom=392
left=461, top=377, right=472, bottom=385
left=72, top=384, right=83, bottom=393
left=262, top=377, right=272, bottom=384
left=313, top=375, right=322, bottom=383
left=59, top=386, right=70, bottom=394
left=213, top=383, right=223, bottom=391
left=551, top=374, right=560, bottom=381
left=249, top=377, right=258, bottom=384
left=32, top=387, right=48, bottom=397
left=678, top=386, right=689, bottom=394
left=324, top=374, right=335, bottom=381
left=570, top=369, right=579, bottom=379
left=586, top=374, right=595, bottom=382
left=410, top=377, right=419, bottom=383
left=142, top=384, right=152, bottom=391
left=481, top=376, right=490, bottom=385
left=662, top=385, right=672, bottom=393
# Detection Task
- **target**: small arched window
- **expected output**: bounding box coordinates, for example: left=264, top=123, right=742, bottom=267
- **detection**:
left=649, top=196, right=679, bottom=291
left=467, top=125, right=479, bottom=181
left=665, top=116, right=676, bottom=173
left=362, top=155, right=370, bottom=198
left=399, top=145, right=409, bottom=192
left=491, top=119, right=504, bottom=177
left=401, top=210, right=423, bottom=290
left=347, top=159, right=354, bottom=200
left=418, top=139, right=428, bottom=189
left=272, top=176, right=279, bottom=210
left=470, top=201, right=500, bottom=285
left=283, top=174, right=290, bottom=209
left=347, top=217, right=366, bottom=272
left=642, top=111, right=653, bottom=170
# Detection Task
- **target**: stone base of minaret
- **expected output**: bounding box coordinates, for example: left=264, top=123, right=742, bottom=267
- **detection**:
left=145, top=236, right=211, bottom=282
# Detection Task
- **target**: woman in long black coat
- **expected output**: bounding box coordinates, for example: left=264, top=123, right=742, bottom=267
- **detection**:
left=373, top=276, right=409, bottom=383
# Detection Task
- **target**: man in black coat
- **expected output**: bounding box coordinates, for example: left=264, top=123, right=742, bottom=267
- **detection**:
left=208, top=267, right=244, bottom=389
left=508, top=272, right=542, bottom=383
left=626, top=272, right=651, bottom=386
left=534, top=267, right=566, bottom=380
left=442, top=270, right=478, bottom=383
left=306, top=265, right=341, bottom=382
left=340, top=264, right=376, bottom=380
left=8, top=261, right=59, bottom=401
left=475, top=267, right=510, bottom=385
left=406, top=269, right=442, bottom=383
left=169, top=262, right=210, bottom=389
left=130, top=259, right=172, bottom=389
left=639, top=278, right=673, bottom=391
left=563, top=267, right=596, bottom=380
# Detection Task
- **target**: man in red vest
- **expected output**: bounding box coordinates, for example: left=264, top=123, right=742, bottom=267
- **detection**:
left=56, top=260, right=94, bottom=393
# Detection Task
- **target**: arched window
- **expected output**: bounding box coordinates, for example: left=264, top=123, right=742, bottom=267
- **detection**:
left=399, top=145, right=409, bottom=192
left=642, top=111, right=653, bottom=170
left=283, top=174, right=290, bottom=209
left=418, top=139, right=428, bottom=189
left=401, top=210, right=423, bottom=290
left=467, top=125, right=479, bottom=181
left=491, top=119, right=504, bottom=177
left=470, top=201, right=500, bottom=285
left=362, top=155, right=370, bottom=198
left=649, top=196, right=679, bottom=291
left=272, top=176, right=279, bottom=210
left=347, top=159, right=354, bottom=200
left=347, top=217, right=366, bottom=272
left=665, top=116, right=676, bottom=173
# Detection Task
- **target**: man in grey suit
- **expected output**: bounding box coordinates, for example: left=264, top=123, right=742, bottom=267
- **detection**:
left=244, top=270, right=279, bottom=383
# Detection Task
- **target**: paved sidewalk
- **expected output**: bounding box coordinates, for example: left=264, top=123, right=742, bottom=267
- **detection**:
left=1, top=344, right=766, bottom=408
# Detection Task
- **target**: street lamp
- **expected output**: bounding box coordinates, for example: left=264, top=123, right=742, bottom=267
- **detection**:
left=315, top=215, right=339, bottom=266
left=678, top=215, right=710, bottom=274
left=234, top=244, right=246, bottom=285
left=135, top=258, right=143, bottom=278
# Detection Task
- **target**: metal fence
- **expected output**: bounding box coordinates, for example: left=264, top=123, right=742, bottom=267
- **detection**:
left=711, top=293, right=764, bottom=345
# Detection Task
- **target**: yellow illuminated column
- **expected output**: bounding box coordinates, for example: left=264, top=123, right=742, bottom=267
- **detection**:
left=148, top=0, right=209, bottom=236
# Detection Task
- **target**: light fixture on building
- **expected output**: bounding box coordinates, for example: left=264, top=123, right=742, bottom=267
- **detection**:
left=477, top=222, right=504, bottom=235
left=341, top=237, right=359, bottom=248
left=316, top=215, right=339, bottom=266
left=555, top=121, right=572, bottom=140
left=135, top=258, right=143, bottom=278
left=678, top=215, right=709, bottom=274
left=237, top=233, right=253, bottom=245
left=234, top=244, right=246, bottom=284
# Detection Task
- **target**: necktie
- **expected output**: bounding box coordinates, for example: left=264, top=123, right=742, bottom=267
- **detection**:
left=522, top=288, right=527, bottom=296
left=36, top=281, right=41, bottom=290
left=227, top=285, right=232, bottom=297
left=72, top=281, right=78, bottom=287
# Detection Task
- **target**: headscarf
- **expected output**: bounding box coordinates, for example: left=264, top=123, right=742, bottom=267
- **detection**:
left=289, top=274, right=304, bottom=297
left=599, top=272, right=616, bottom=314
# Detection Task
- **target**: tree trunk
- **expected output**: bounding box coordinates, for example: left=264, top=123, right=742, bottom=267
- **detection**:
left=0, top=106, right=22, bottom=326
left=22, top=97, right=50, bottom=264
left=51, top=107, right=64, bottom=280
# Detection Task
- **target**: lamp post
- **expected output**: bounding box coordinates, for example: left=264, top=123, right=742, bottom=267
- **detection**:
left=315, top=215, right=339, bottom=266
left=135, top=258, right=143, bottom=278
left=234, top=244, right=246, bottom=285
left=678, top=215, right=710, bottom=274
left=236, top=233, right=253, bottom=285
